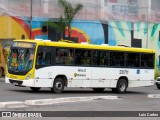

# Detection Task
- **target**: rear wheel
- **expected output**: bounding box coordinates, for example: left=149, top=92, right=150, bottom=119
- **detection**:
left=30, top=87, right=41, bottom=92
left=112, top=79, right=128, bottom=94
left=156, top=84, right=160, bottom=89
left=92, top=88, right=105, bottom=92
left=116, top=79, right=128, bottom=94
left=51, top=78, right=64, bottom=94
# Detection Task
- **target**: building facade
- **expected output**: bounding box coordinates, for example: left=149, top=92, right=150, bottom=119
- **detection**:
left=1, top=0, right=160, bottom=75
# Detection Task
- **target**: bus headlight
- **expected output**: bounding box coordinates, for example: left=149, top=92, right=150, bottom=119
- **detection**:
left=25, top=74, right=31, bottom=80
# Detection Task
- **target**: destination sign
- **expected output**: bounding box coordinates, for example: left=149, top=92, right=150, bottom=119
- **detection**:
left=12, top=42, right=36, bottom=48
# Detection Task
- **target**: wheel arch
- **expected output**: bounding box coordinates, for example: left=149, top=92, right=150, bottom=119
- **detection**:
left=118, top=76, right=129, bottom=87
left=54, top=75, right=68, bottom=87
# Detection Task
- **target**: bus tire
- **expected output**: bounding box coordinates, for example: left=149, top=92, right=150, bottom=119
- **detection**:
left=30, top=87, right=41, bottom=92
left=52, top=78, right=64, bottom=94
left=116, top=79, right=128, bottom=94
left=92, top=88, right=105, bottom=92
left=156, top=84, right=160, bottom=89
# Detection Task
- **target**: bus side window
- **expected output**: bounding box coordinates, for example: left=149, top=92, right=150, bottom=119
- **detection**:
left=141, top=54, right=154, bottom=68
left=110, top=52, right=116, bottom=66
left=56, top=49, right=64, bottom=64
left=75, top=50, right=82, bottom=65
left=65, top=49, right=74, bottom=65
left=100, top=51, right=109, bottom=66
left=37, top=52, right=45, bottom=65
left=148, top=54, right=154, bottom=68
left=93, top=51, right=100, bottom=66
left=45, top=52, right=51, bottom=65
left=82, top=50, right=91, bottom=65
left=126, top=53, right=140, bottom=68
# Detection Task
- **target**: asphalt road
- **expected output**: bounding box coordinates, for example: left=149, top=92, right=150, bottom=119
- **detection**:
left=0, top=78, right=159, bottom=102
left=0, top=78, right=160, bottom=120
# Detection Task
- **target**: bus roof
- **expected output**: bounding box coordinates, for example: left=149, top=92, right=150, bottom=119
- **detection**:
left=14, top=40, right=155, bottom=53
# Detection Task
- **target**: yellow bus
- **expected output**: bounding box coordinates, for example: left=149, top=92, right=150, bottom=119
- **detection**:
left=5, top=40, right=155, bottom=93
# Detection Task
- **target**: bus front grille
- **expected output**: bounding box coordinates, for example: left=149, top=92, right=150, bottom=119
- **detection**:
left=9, top=79, right=23, bottom=85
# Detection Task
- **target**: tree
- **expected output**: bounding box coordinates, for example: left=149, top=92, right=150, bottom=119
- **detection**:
left=43, top=16, right=66, bottom=40
left=58, top=0, right=83, bottom=40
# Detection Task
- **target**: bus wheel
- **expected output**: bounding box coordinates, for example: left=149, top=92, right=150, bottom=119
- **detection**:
left=92, top=88, right=105, bottom=92
left=156, top=84, right=160, bottom=89
left=30, top=87, right=41, bottom=92
left=52, top=78, right=64, bottom=94
left=116, top=79, right=128, bottom=94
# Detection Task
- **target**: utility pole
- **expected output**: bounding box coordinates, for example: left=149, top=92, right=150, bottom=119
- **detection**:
left=30, top=0, right=33, bottom=39
left=146, top=0, right=151, bottom=48
left=101, top=0, right=105, bottom=20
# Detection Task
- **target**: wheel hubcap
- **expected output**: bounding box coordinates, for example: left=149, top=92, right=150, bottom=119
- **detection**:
left=119, top=82, right=125, bottom=92
left=55, top=82, right=62, bottom=90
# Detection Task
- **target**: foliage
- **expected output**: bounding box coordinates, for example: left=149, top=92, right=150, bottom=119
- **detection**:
left=43, top=16, right=65, bottom=39
left=58, top=0, right=83, bottom=39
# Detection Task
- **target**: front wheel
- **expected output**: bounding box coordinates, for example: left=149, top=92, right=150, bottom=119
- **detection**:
left=30, top=87, right=41, bottom=92
left=51, top=78, right=64, bottom=94
left=156, top=84, right=160, bottom=89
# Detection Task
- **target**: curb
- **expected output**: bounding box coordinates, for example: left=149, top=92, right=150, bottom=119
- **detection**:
left=25, top=96, right=119, bottom=106
left=0, top=96, right=119, bottom=108
left=0, top=101, right=26, bottom=108
left=148, top=94, right=160, bottom=98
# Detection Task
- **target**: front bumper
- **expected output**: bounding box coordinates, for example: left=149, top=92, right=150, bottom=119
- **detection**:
left=155, top=81, right=160, bottom=85
left=5, top=77, right=35, bottom=87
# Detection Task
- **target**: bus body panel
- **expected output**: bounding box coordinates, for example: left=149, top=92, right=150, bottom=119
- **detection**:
left=130, top=80, right=154, bottom=87
left=139, top=69, right=154, bottom=81
left=91, top=67, right=111, bottom=87
left=6, top=68, right=154, bottom=88
left=131, top=69, right=154, bottom=87
left=34, top=66, right=92, bottom=88
left=32, top=66, right=154, bottom=88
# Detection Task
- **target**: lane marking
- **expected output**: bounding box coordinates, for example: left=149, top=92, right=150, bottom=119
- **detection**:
left=148, top=94, right=160, bottom=98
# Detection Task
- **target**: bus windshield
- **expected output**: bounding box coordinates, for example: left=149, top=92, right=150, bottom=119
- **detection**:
left=8, top=42, right=36, bottom=74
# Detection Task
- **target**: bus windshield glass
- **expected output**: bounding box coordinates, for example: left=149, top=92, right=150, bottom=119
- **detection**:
left=8, top=42, right=36, bottom=74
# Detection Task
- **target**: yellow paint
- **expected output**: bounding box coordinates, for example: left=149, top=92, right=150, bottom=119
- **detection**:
left=0, top=16, right=29, bottom=39
left=67, top=27, right=91, bottom=43
left=32, top=28, right=40, bottom=31
left=8, top=68, right=35, bottom=80
left=15, top=39, right=155, bottom=53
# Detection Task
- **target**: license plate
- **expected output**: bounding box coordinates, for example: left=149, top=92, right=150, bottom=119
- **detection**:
left=12, top=82, right=18, bottom=85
